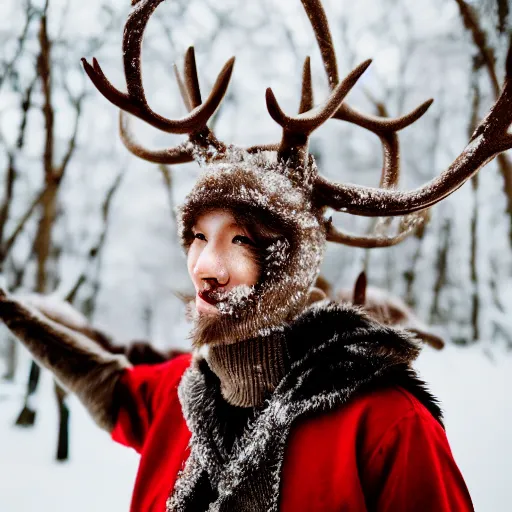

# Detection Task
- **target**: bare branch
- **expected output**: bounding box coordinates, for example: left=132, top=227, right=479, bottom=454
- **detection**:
left=37, top=12, right=54, bottom=178
left=0, top=0, right=37, bottom=91
left=0, top=187, right=51, bottom=259
left=16, top=75, right=38, bottom=150
left=453, top=0, right=500, bottom=96
left=56, top=89, right=86, bottom=178
left=64, top=172, right=124, bottom=303
left=0, top=155, right=17, bottom=246
left=497, top=0, right=509, bottom=34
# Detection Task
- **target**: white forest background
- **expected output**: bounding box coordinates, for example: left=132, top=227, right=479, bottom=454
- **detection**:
left=0, top=0, right=511, bottom=510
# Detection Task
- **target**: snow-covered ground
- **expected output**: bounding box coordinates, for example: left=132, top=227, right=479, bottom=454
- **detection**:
left=1, top=343, right=511, bottom=511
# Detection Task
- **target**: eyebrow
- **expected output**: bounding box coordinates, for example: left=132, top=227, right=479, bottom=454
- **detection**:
left=192, top=222, right=250, bottom=237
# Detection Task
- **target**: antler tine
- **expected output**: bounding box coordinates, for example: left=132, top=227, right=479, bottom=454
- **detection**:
left=301, top=0, right=339, bottom=87
left=333, top=99, right=434, bottom=133
left=119, top=112, right=194, bottom=164
left=299, top=56, right=314, bottom=114
left=266, top=59, right=371, bottom=166
left=266, top=59, right=371, bottom=135
left=184, top=46, right=202, bottom=109
left=352, top=271, right=367, bottom=306
left=244, top=58, right=315, bottom=160
left=82, top=0, right=235, bottom=135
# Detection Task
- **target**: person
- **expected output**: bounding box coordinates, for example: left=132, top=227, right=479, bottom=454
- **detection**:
left=4, top=0, right=511, bottom=508
left=0, top=154, right=474, bottom=511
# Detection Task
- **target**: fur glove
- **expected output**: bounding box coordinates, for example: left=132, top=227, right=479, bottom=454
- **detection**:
left=0, top=288, right=132, bottom=432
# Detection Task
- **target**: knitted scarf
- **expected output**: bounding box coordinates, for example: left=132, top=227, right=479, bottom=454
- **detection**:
left=166, top=301, right=443, bottom=511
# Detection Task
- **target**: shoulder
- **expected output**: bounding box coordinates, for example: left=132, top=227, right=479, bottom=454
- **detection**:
left=341, top=385, right=447, bottom=465
left=351, top=385, right=441, bottom=429
left=349, top=384, right=443, bottom=435
left=293, top=385, right=443, bottom=459
left=324, top=384, right=439, bottom=425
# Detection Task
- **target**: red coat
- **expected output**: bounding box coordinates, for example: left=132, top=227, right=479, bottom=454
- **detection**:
left=112, top=353, right=473, bottom=512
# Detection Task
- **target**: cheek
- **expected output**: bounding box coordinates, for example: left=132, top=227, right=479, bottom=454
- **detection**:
left=229, top=249, right=260, bottom=287
left=186, top=245, right=199, bottom=281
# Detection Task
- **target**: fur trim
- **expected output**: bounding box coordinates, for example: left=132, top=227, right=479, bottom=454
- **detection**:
left=167, top=302, right=442, bottom=511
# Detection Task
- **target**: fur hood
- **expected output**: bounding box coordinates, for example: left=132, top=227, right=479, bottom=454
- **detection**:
left=177, top=157, right=326, bottom=347
left=167, top=301, right=443, bottom=511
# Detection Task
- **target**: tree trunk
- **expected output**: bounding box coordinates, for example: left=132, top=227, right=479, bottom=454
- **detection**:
left=3, top=337, right=17, bottom=381
left=469, top=175, right=480, bottom=342
left=430, top=220, right=451, bottom=325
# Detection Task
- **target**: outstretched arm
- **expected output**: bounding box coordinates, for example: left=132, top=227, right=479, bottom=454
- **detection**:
left=19, top=292, right=187, bottom=365
left=0, top=289, right=131, bottom=432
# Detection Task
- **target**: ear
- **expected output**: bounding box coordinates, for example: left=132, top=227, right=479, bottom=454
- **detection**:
left=353, top=271, right=367, bottom=306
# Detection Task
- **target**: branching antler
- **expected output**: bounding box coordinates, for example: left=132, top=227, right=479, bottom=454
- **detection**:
left=300, top=0, right=512, bottom=217
left=82, top=0, right=235, bottom=162
left=325, top=212, right=429, bottom=248
left=119, top=112, right=195, bottom=164
left=266, top=58, right=371, bottom=168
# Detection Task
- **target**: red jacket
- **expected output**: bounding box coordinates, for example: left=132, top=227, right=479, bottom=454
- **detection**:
left=112, top=353, right=473, bottom=512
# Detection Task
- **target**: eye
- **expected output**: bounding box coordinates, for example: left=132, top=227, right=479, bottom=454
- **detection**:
left=194, top=232, right=207, bottom=242
left=232, top=235, right=255, bottom=246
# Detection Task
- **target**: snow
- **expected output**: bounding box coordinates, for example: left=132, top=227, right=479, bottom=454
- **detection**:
left=415, top=344, right=512, bottom=512
left=216, top=284, right=254, bottom=315
left=0, top=370, right=138, bottom=512
left=1, top=344, right=511, bottom=511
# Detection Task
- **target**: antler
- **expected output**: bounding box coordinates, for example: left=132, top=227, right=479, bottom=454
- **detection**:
left=266, top=57, right=372, bottom=168
left=325, top=212, right=429, bottom=248
left=315, top=70, right=512, bottom=216
left=301, top=0, right=512, bottom=219
left=82, top=0, right=234, bottom=163
left=298, top=0, right=435, bottom=247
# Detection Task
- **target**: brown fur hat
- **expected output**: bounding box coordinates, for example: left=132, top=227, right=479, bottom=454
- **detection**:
left=178, top=150, right=327, bottom=346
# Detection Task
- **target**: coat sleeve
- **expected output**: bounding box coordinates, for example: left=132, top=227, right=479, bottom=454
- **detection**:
left=0, top=290, right=131, bottom=432
left=362, top=406, right=474, bottom=511
left=111, top=354, right=192, bottom=453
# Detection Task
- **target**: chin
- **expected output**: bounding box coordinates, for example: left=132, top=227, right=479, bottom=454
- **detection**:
left=195, top=297, right=219, bottom=316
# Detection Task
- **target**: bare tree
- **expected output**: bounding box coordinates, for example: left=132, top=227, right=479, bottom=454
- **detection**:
left=454, top=0, right=512, bottom=243
left=0, top=2, right=87, bottom=463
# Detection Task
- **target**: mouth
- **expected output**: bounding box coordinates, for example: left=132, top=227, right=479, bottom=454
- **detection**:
left=196, top=284, right=253, bottom=315
left=198, top=289, right=220, bottom=306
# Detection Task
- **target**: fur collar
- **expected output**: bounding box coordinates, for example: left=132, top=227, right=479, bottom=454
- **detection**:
left=167, top=301, right=443, bottom=512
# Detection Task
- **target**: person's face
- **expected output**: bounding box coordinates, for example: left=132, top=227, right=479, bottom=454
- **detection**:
left=187, top=209, right=260, bottom=316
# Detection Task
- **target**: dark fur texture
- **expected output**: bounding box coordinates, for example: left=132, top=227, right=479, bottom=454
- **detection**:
left=167, top=301, right=442, bottom=512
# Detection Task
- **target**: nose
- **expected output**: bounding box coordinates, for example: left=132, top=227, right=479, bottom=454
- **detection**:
left=193, top=242, right=229, bottom=287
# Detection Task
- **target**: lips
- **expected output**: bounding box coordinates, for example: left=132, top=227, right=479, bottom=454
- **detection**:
left=198, top=289, right=219, bottom=306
